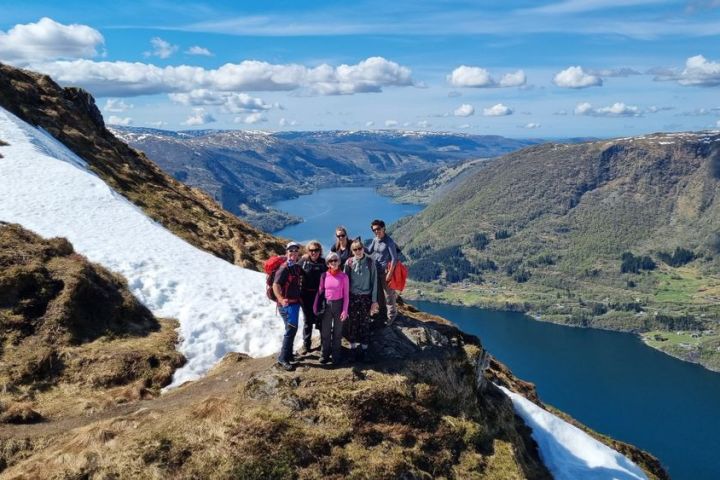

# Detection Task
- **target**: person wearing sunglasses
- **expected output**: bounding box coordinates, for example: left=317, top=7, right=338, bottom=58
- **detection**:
left=273, top=241, right=304, bottom=371
left=314, top=252, right=350, bottom=365
left=298, top=240, right=327, bottom=355
left=344, top=239, right=379, bottom=362
left=330, top=226, right=352, bottom=269
left=367, top=219, right=399, bottom=326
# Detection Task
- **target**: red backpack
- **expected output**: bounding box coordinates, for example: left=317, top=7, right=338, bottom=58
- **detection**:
left=263, top=256, right=287, bottom=302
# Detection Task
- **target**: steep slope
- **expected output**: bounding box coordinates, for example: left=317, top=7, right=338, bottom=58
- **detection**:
left=0, top=63, right=284, bottom=269
left=0, top=223, right=184, bottom=424
left=0, top=106, right=282, bottom=385
left=394, top=133, right=720, bottom=368
left=112, top=126, right=540, bottom=231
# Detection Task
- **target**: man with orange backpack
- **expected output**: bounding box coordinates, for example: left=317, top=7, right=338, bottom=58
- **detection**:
left=272, top=241, right=303, bottom=371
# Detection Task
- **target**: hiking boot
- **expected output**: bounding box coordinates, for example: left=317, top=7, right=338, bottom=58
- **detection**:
left=299, top=344, right=311, bottom=356
left=319, top=356, right=331, bottom=364
left=277, top=360, right=295, bottom=371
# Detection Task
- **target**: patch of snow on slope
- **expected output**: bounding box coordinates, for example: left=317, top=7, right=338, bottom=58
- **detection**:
left=499, top=386, right=647, bottom=480
left=0, top=107, right=285, bottom=386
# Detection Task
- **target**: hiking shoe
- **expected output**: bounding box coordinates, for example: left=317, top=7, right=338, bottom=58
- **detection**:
left=277, top=360, right=295, bottom=371
left=299, top=344, right=311, bottom=356
left=319, top=356, right=331, bottom=364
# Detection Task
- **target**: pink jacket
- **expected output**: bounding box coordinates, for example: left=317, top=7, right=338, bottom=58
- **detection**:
left=314, top=271, right=349, bottom=317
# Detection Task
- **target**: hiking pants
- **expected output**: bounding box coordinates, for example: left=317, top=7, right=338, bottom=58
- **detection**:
left=278, top=303, right=301, bottom=363
left=377, top=272, right=398, bottom=324
left=321, top=299, right=344, bottom=361
left=347, top=294, right=372, bottom=346
left=300, top=291, right=319, bottom=349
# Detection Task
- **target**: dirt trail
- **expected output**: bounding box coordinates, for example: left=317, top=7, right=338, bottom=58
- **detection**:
left=0, top=355, right=279, bottom=440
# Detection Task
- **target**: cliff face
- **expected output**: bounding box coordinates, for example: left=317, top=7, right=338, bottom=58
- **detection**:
left=0, top=63, right=284, bottom=270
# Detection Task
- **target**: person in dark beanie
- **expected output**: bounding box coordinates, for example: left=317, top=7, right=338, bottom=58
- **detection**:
left=273, top=241, right=303, bottom=371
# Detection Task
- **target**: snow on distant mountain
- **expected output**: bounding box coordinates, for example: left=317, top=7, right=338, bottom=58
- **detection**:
left=111, top=126, right=540, bottom=231
left=0, top=106, right=283, bottom=386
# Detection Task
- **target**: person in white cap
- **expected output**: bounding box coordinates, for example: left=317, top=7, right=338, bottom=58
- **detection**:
left=273, top=241, right=303, bottom=371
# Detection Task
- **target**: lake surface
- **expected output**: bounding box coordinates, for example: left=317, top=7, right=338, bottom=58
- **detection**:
left=272, top=186, right=423, bottom=250
left=272, top=187, right=720, bottom=480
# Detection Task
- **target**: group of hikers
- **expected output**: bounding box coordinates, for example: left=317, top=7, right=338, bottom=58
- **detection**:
left=267, top=219, right=406, bottom=371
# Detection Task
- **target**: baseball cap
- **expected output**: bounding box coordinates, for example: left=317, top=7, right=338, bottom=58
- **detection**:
left=286, top=241, right=301, bottom=251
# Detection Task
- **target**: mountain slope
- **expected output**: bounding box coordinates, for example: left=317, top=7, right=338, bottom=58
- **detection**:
left=394, top=133, right=720, bottom=368
left=0, top=65, right=666, bottom=479
left=0, top=63, right=284, bottom=268
left=112, top=126, right=540, bottom=231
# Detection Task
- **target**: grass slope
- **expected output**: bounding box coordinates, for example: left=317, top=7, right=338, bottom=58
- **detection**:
left=394, top=133, right=720, bottom=371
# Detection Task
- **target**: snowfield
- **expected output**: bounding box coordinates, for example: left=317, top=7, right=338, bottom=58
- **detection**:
left=500, top=387, right=647, bottom=480
left=0, top=107, right=285, bottom=386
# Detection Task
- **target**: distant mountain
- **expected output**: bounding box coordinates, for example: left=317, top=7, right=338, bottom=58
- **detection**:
left=112, top=125, right=540, bottom=231
left=393, top=132, right=720, bottom=370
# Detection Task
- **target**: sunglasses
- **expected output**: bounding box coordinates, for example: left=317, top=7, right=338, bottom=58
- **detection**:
left=288, top=248, right=299, bottom=253
left=336, top=234, right=346, bottom=238
left=328, top=259, right=339, bottom=264
left=372, top=227, right=383, bottom=232
left=308, top=248, right=320, bottom=253
left=352, top=247, right=363, bottom=251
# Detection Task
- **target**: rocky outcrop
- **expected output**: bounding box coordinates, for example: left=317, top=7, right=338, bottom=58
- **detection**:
left=0, top=63, right=284, bottom=270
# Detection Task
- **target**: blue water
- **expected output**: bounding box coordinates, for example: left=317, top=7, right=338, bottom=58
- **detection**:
left=272, top=186, right=720, bottom=480
left=412, top=301, right=720, bottom=480
left=272, top=186, right=423, bottom=251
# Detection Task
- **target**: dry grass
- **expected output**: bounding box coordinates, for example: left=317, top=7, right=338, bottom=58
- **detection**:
left=0, top=224, right=185, bottom=423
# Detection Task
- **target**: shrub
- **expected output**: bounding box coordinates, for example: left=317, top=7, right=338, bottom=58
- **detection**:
left=657, top=247, right=696, bottom=267
left=469, top=233, right=490, bottom=250
left=620, top=252, right=656, bottom=274
left=495, top=229, right=511, bottom=240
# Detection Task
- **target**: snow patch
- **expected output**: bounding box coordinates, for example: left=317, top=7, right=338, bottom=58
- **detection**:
left=0, top=107, right=286, bottom=387
left=499, top=386, right=647, bottom=480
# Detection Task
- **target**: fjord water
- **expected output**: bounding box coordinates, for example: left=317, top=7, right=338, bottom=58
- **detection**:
left=412, top=301, right=720, bottom=480
left=273, top=186, right=720, bottom=480
left=272, top=186, right=423, bottom=249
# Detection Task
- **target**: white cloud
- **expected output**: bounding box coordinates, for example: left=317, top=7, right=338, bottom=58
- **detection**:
left=103, top=99, right=133, bottom=112
left=278, top=117, right=298, bottom=127
left=554, top=110, right=569, bottom=116
left=0, top=17, right=104, bottom=64
left=447, top=65, right=526, bottom=88
left=107, top=115, right=133, bottom=126
left=524, top=0, right=664, bottom=15
left=417, top=120, right=430, bottom=128
left=385, top=120, right=398, bottom=127
left=499, top=70, right=527, bottom=87
left=144, top=37, right=178, bottom=59
left=716, top=120, right=720, bottom=128
left=183, top=108, right=216, bottom=126
left=169, top=89, right=271, bottom=113
left=32, top=56, right=413, bottom=97
left=456, top=123, right=471, bottom=129
left=186, top=46, right=213, bottom=56
left=522, top=122, right=542, bottom=129
left=483, top=104, right=513, bottom=116
left=677, top=55, right=720, bottom=87
left=587, top=67, right=641, bottom=77
left=553, top=66, right=603, bottom=88
left=237, top=112, right=267, bottom=124
left=365, top=121, right=375, bottom=127
left=454, top=104, right=475, bottom=117
left=147, top=121, right=167, bottom=128
left=574, top=102, right=642, bottom=117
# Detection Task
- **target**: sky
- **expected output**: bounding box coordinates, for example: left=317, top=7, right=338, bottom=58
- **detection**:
left=1, top=0, right=719, bottom=137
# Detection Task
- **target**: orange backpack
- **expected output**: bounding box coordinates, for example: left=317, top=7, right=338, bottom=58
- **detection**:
left=388, top=261, right=408, bottom=292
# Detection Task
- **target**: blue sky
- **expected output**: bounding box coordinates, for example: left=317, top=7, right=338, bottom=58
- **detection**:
left=1, top=0, right=719, bottom=137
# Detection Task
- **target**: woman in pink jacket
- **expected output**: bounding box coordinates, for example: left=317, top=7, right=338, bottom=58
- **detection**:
left=314, top=252, right=349, bottom=365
